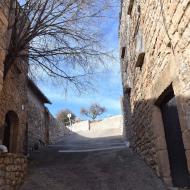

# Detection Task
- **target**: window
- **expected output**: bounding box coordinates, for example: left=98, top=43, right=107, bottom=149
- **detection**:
left=125, top=87, right=131, bottom=96
left=121, top=47, right=126, bottom=59
left=135, top=28, right=145, bottom=68
left=135, top=52, right=145, bottom=68
left=128, top=0, right=134, bottom=15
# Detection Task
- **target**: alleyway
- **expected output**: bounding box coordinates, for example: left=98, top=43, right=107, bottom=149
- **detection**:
left=20, top=132, right=166, bottom=190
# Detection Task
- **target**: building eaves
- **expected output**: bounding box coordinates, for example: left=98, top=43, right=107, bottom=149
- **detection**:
left=27, top=78, right=52, bottom=104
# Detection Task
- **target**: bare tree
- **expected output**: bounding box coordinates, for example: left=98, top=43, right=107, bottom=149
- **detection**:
left=56, top=109, right=76, bottom=125
left=4, top=0, right=115, bottom=91
left=80, top=103, right=106, bottom=120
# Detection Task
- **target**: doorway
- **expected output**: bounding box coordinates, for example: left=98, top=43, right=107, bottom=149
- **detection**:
left=3, top=111, right=19, bottom=153
left=158, top=86, right=190, bottom=187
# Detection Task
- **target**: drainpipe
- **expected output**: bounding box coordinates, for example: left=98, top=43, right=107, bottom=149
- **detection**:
left=0, top=145, right=8, bottom=153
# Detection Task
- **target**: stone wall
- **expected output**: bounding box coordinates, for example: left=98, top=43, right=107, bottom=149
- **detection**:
left=27, top=82, right=48, bottom=151
left=120, top=0, right=190, bottom=186
left=0, top=59, right=28, bottom=154
left=0, top=0, right=9, bottom=92
left=0, top=153, right=27, bottom=190
left=80, top=116, right=123, bottom=139
left=27, top=94, right=69, bottom=148
left=49, top=114, right=70, bottom=144
left=48, top=115, right=123, bottom=144
left=90, top=115, right=123, bottom=130
left=71, top=120, right=90, bottom=132
left=0, top=0, right=28, bottom=154
left=70, top=115, right=123, bottom=139
left=27, top=102, right=47, bottom=152
left=71, top=115, right=123, bottom=133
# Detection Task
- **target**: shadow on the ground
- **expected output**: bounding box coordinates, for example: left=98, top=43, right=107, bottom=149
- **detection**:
left=29, top=132, right=126, bottom=165
left=20, top=120, right=168, bottom=190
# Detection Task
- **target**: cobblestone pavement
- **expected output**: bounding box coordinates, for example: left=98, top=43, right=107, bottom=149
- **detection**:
left=20, top=134, right=166, bottom=190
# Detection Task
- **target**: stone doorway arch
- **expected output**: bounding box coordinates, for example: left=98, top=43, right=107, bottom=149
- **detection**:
left=3, top=111, right=19, bottom=153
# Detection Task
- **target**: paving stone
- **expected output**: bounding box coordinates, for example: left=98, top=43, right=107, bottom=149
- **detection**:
left=20, top=135, right=166, bottom=190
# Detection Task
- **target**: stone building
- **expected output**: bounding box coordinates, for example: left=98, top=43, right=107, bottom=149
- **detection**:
left=27, top=78, right=69, bottom=152
left=27, top=78, right=51, bottom=152
left=0, top=0, right=66, bottom=156
left=0, top=1, right=28, bottom=189
left=120, top=0, right=190, bottom=188
left=0, top=0, right=28, bottom=155
left=0, top=0, right=9, bottom=92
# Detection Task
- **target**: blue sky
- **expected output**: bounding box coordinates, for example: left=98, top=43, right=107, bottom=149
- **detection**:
left=37, top=2, right=122, bottom=120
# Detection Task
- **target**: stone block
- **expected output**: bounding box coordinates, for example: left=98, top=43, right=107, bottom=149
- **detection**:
left=163, top=176, right=173, bottom=186
left=182, top=130, right=190, bottom=150
left=0, top=170, right=5, bottom=177
left=155, top=136, right=167, bottom=150
left=182, top=0, right=190, bottom=10
left=0, top=49, right=6, bottom=60
left=168, top=0, right=180, bottom=17
left=0, top=11, right=8, bottom=26
left=178, top=5, right=190, bottom=35
left=186, top=150, right=190, bottom=173
left=172, top=4, right=184, bottom=26
left=152, top=106, right=165, bottom=138
left=0, top=178, right=5, bottom=185
left=157, top=150, right=171, bottom=177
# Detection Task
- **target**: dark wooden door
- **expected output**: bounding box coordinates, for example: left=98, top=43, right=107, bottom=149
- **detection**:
left=3, top=116, right=11, bottom=151
left=24, top=123, right=29, bottom=155
left=161, top=95, right=190, bottom=187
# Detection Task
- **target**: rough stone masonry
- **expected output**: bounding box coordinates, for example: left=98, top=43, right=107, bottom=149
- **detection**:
left=0, top=153, right=27, bottom=190
left=0, top=0, right=9, bottom=92
left=120, top=0, right=190, bottom=188
left=0, top=0, right=28, bottom=189
left=0, top=0, right=28, bottom=154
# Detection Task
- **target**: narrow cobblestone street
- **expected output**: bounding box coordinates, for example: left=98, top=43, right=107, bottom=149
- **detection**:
left=1, top=0, right=190, bottom=189
left=20, top=133, right=166, bottom=190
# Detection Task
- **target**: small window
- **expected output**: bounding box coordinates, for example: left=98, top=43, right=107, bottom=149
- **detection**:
left=128, top=0, right=134, bottom=15
left=126, top=87, right=131, bottom=96
left=121, top=47, right=126, bottom=59
left=135, top=52, right=145, bottom=68
left=124, top=84, right=131, bottom=95
left=135, top=28, right=145, bottom=68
